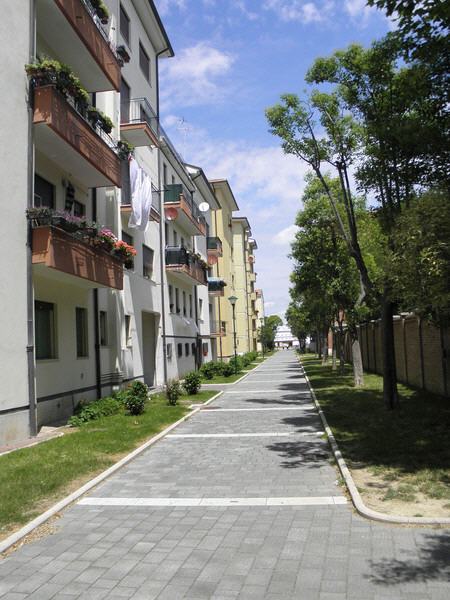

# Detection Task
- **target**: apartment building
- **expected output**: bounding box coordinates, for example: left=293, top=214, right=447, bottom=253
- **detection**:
left=208, top=184, right=260, bottom=360
left=0, top=1, right=263, bottom=445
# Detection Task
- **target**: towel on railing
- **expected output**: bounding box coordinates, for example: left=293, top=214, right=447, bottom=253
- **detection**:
left=128, top=157, right=153, bottom=231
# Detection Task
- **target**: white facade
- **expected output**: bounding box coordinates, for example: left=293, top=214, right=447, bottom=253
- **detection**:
left=274, top=325, right=300, bottom=348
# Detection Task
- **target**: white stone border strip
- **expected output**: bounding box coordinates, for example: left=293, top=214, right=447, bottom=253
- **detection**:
left=0, top=390, right=224, bottom=555
left=300, top=358, right=450, bottom=526
left=78, top=495, right=347, bottom=507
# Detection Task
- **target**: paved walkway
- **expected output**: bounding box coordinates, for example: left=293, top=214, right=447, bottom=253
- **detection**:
left=1, top=352, right=449, bottom=599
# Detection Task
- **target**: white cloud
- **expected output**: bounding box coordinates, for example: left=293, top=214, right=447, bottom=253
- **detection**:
left=159, top=42, right=235, bottom=109
left=233, top=0, right=259, bottom=20
left=272, top=224, right=298, bottom=246
left=344, top=0, right=377, bottom=25
left=156, top=0, right=186, bottom=17
left=263, top=0, right=331, bottom=23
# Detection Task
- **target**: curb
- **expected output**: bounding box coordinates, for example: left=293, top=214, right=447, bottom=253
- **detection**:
left=0, top=390, right=224, bottom=555
left=299, top=358, right=450, bottom=527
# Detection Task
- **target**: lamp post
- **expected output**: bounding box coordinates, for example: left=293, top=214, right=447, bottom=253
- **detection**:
left=228, top=295, right=238, bottom=373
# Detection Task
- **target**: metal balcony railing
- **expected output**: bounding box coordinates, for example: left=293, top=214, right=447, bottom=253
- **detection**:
left=120, top=97, right=159, bottom=138
left=165, top=246, right=207, bottom=284
left=207, top=236, right=223, bottom=254
left=207, top=277, right=226, bottom=293
left=210, top=320, right=226, bottom=336
left=159, top=122, right=186, bottom=171
left=164, top=184, right=202, bottom=221
left=80, top=0, right=120, bottom=62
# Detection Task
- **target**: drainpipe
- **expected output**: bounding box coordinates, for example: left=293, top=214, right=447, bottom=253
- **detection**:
left=214, top=209, right=223, bottom=361
left=156, top=48, right=168, bottom=385
left=92, top=188, right=102, bottom=399
left=27, top=0, right=37, bottom=436
left=91, top=93, right=102, bottom=399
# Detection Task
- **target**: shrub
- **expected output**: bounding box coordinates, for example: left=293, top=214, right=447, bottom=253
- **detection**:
left=200, top=362, right=215, bottom=380
left=166, top=379, right=181, bottom=405
left=241, top=354, right=251, bottom=367
left=68, top=396, right=121, bottom=426
left=184, top=371, right=202, bottom=395
left=222, top=362, right=235, bottom=377
left=229, top=356, right=243, bottom=373
left=123, top=380, right=148, bottom=415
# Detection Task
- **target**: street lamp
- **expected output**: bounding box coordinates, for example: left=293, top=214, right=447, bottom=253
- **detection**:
left=228, top=295, right=238, bottom=373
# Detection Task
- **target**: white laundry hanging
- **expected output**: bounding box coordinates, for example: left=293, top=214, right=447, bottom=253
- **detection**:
left=128, top=158, right=152, bottom=232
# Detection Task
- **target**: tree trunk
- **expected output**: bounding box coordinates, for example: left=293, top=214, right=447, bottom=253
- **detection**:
left=338, top=324, right=345, bottom=374
left=351, top=334, right=364, bottom=387
left=317, top=330, right=322, bottom=359
left=322, top=332, right=328, bottom=364
left=332, top=330, right=337, bottom=371
left=381, top=290, right=399, bottom=409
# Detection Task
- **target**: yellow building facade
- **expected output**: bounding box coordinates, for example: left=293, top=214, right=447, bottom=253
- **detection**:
left=208, top=180, right=261, bottom=360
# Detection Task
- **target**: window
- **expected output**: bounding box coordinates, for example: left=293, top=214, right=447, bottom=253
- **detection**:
left=181, top=236, right=185, bottom=248
left=189, top=294, right=193, bottom=318
left=163, top=163, right=168, bottom=186
left=166, top=343, right=172, bottom=360
left=164, top=222, right=169, bottom=244
left=76, top=307, right=88, bottom=358
left=73, top=200, right=85, bottom=217
left=171, top=175, right=175, bottom=185
left=143, top=245, right=154, bottom=279
left=175, top=288, right=180, bottom=313
left=34, top=175, right=54, bottom=209
left=120, top=4, right=130, bottom=45
left=99, top=311, right=108, bottom=346
left=182, top=291, right=186, bottom=316
left=125, top=315, right=131, bottom=346
left=192, top=343, right=196, bottom=357
left=185, top=343, right=190, bottom=356
left=169, top=285, right=174, bottom=312
left=199, top=298, right=203, bottom=319
left=35, top=301, right=56, bottom=359
left=177, top=343, right=183, bottom=357
left=173, top=230, right=178, bottom=246
left=122, top=231, right=133, bottom=246
left=139, top=42, right=150, bottom=81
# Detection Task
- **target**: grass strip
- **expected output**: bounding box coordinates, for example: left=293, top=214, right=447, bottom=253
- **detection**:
left=0, top=390, right=218, bottom=538
left=301, top=354, right=450, bottom=513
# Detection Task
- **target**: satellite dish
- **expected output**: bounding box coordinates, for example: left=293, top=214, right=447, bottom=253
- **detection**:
left=208, top=255, right=218, bottom=266
left=165, top=207, right=178, bottom=221
left=199, top=202, right=210, bottom=213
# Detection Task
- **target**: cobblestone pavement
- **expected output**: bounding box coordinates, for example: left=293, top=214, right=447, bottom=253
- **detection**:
left=1, top=351, right=449, bottom=599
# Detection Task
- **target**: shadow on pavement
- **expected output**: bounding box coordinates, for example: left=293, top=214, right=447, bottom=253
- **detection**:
left=368, top=532, right=450, bottom=585
left=266, top=439, right=331, bottom=469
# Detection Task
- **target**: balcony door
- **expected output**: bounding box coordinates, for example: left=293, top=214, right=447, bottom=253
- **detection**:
left=120, top=78, right=130, bottom=124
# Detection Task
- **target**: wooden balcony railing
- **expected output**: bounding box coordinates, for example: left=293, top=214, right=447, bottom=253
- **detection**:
left=32, top=225, right=123, bottom=289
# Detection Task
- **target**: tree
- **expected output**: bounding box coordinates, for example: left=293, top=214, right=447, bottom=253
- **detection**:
left=389, top=189, right=450, bottom=322
left=258, top=315, right=282, bottom=352
left=266, top=315, right=283, bottom=330
left=290, top=175, right=369, bottom=377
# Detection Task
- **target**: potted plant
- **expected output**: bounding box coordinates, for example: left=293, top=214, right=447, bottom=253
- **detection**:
left=26, top=206, right=53, bottom=226
left=90, top=0, right=110, bottom=24
left=116, top=140, right=134, bottom=160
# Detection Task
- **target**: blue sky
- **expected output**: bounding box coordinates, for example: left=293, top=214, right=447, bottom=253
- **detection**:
left=154, top=0, right=391, bottom=319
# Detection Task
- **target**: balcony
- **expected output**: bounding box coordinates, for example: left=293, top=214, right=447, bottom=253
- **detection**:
left=165, top=246, right=207, bottom=286
left=207, top=236, right=223, bottom=258
left=208, top=277, right=226, bottom=297
left=33, top=85, right=121, bottom=188
left=120, top=98, right=159, bottom=148
left=164, top=184, right=206, bottom=236
left=32, top=226, right=123, bottom=289
left=248, top=271, right=257, bottom=283
left=36, top=0, right=121, bottom=92
left=210, top=320, right=226, bottom=338
left=121, top=185, right=161, bottom=223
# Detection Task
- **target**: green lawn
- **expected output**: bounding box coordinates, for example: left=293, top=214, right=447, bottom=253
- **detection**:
left=201, top=372, right=246, bottom=384
left=301, top=354, right=450, bottom=511
left=0, top=390, right=218, bottom=539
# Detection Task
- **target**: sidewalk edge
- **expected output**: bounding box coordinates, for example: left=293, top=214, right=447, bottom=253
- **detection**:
left=0, top=390, right=224, bottom=555
left=300, top=358, right=450, bottom=527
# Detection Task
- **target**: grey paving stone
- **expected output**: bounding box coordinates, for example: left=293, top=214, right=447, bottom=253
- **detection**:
left=0, top=353, right=448, bottom=599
